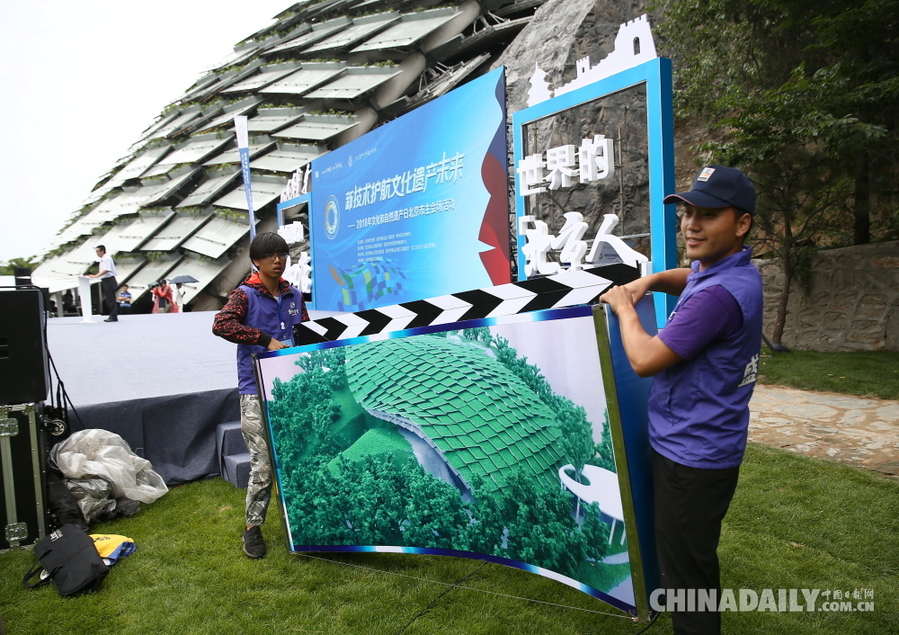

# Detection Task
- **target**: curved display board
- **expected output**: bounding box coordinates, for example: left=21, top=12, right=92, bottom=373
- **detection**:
left=255, top=301, right=659, bottom=619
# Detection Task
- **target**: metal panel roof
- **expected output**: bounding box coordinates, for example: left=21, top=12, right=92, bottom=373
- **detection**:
left=125, top=257, right=184, bottom=297
left=139, top=170, right=200, bottom=207
left=140, top=212, right=214, bottom=252
left=145, top=110, right=203, bottom=140
left=272, top=114, right=357, bottom=142
left=79, top=193, right=136, bottom=225
left=178, top=72, right=221, bottom=102
left=351, top=9, right=460, bottom=52
left=305, top=13, right=400, bottom=53
left=250, top=144, right=325, bottom=173
left=221, top=64, right=300, bottom=94
left=246, top=108, right=305, bottom=133
left=258, top=63, right=346, bottom=96
left=212, top=175, right=286, bottom=211
left=191, top=98, right=263, bottom=134
left=407, top=54, right=490, bottom=107
left=48, top=218, right=96, bottom=250
left=180, top=216, right=252, bottom=259
left=202, top=140, right=276, bottom=166
left=263, top=24, right=314, bottom=55
left=98, top=211, right=176, bottom=252
left=104, top=145, right=173, bottom=188
left=181, top=68, right=254, bottom=103
left=264, top=18, right=349, bottom=55
left=103, top=254, right=145, bottom=288
left=134, top=112, right=181, bottom=146
left=32, top=232, right=146, bottom=293
left=302, top=66, right=402, bottom=100
left=206, top=39, right=264, bottom=73
left=140, top=138, right=233, bottom=178
left=156, top=254, right=231, bottom=305
left=176, top=171, right=241, bottom=208
left=87, top=220, right=153, bottom=255
left=71, top=173, right=193, bottom=231
left=169, top=107, right=230, bottom=138
left=31, top=241, right=100, bottom=279
left=80, top=183, right=116, bottom=208
left=184, top=71, right=219, bottom=93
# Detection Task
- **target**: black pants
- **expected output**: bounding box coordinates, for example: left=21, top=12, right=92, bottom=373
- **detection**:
left=101, top=276, right=118, bottom=319
left=652, top=449, right=740, bottom=635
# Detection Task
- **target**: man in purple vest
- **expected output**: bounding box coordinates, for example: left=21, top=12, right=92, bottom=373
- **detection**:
left=213, top=232, right=309, bottom=558
left=601, top=165, right=763, bottom=634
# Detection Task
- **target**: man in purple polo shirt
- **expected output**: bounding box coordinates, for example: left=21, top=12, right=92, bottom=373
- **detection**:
left=601, top=165, right=763, bottom=634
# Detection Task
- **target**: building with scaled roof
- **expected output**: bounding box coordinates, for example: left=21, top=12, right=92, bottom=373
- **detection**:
left=343, top=334, right=565, bottom=496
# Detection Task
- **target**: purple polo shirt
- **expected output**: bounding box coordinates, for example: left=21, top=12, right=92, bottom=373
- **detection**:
left=648, top=247, right=764, bottom=469
left=658, top=286, right=743, bottom=359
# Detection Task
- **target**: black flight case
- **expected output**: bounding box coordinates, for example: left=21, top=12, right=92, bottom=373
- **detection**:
left=0, top=402, right=48, bottom=549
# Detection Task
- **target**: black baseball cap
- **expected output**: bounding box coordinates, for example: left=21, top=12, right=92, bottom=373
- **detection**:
left=663, top=165, right=756, bottom=215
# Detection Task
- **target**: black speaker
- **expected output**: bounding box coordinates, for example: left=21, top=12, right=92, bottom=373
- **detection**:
left=13, top=267, right=32, bottom=287
left=0, top=287, right=49, bottom=405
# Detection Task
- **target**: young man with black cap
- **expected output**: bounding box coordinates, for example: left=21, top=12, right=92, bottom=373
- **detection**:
left=601, top=165, right=763, bottom=634
left=213, top=232, right=309, bottom=558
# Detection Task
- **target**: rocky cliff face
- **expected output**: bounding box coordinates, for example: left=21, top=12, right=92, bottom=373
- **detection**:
left=492, top=0, right=657, bottom=264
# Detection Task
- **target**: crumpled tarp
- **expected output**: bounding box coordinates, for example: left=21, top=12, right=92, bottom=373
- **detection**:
left=50, top=429, right=168, bottom=523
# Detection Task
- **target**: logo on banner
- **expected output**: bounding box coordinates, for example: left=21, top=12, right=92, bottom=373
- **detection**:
left=325, top=195, right=340, bottom=240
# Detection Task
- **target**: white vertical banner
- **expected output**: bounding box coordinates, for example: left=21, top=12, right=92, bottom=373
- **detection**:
left=234, top=115, right=256, bottom=240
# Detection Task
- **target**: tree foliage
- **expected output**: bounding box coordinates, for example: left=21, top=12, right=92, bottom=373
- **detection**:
left=0, top=257, right=40, bottom=275
left=654, top=0, right=899, bottom=342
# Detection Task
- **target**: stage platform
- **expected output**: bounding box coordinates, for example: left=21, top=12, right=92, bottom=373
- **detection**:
left=46, top=309, right=335, bottom=485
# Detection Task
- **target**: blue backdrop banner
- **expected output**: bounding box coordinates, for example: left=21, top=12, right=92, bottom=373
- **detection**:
left=309, top=67, right=510, bottom=312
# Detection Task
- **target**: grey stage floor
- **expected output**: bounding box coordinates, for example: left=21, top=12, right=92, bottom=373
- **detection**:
left=46, top=308, right=338, bottom=408
left=47, top=311, right=239, bottom=408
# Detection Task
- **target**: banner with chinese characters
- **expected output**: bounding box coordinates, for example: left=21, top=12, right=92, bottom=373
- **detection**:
left=512, top=56, right=677, bottom=326
left=308, top=67, right=510, bottom=312
left=255, top=301, right=659, bottom=620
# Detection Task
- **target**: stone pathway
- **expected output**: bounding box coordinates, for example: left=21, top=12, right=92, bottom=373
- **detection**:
left=748, top=385, right=899, bottom=478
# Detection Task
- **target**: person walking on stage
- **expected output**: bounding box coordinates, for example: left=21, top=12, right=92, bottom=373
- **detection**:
left=87, top=245, right=119, bottom=322
left=601, top=165, right=763, bottom=634
left=212, top=232, right=309, bottom=558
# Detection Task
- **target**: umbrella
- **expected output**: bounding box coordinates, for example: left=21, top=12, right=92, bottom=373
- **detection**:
left=168, top=275, right=199, bottom=285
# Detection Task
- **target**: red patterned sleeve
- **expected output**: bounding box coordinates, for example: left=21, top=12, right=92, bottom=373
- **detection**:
left=212, top=287, right=267, bottom=345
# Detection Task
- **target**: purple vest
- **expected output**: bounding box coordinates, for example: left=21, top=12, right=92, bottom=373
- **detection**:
left=648, top=247, right=763, bottom=469
left=236, top=284, right=305, bottom=395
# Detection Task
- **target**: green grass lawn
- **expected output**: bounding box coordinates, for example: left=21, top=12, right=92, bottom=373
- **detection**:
left=758, top=349, right=899, bottom=400
left=1, top=442, right=895, bottom=634
left=2, top=350, right=894, bottom=633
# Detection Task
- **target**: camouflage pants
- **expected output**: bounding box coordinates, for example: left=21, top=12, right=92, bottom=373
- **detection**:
left=240, top=394, right=272, bottom=527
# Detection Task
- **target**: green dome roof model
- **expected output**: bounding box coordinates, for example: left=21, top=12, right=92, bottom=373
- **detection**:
left=344, top=335, right=563, bottom=493
left=325, top=426, right=414, bottom=475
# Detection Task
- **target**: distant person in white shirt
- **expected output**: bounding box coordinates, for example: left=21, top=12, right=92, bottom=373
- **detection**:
left=172, top=282, right=184, bottom=312
left=87, top=245, right=118, bottom=322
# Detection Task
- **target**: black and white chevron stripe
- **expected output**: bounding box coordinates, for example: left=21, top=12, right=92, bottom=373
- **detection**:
left=294, top=263, right=640, bottom=345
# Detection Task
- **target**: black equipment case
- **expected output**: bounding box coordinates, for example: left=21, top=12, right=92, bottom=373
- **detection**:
left=0, top=403, right=48, bottom=549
